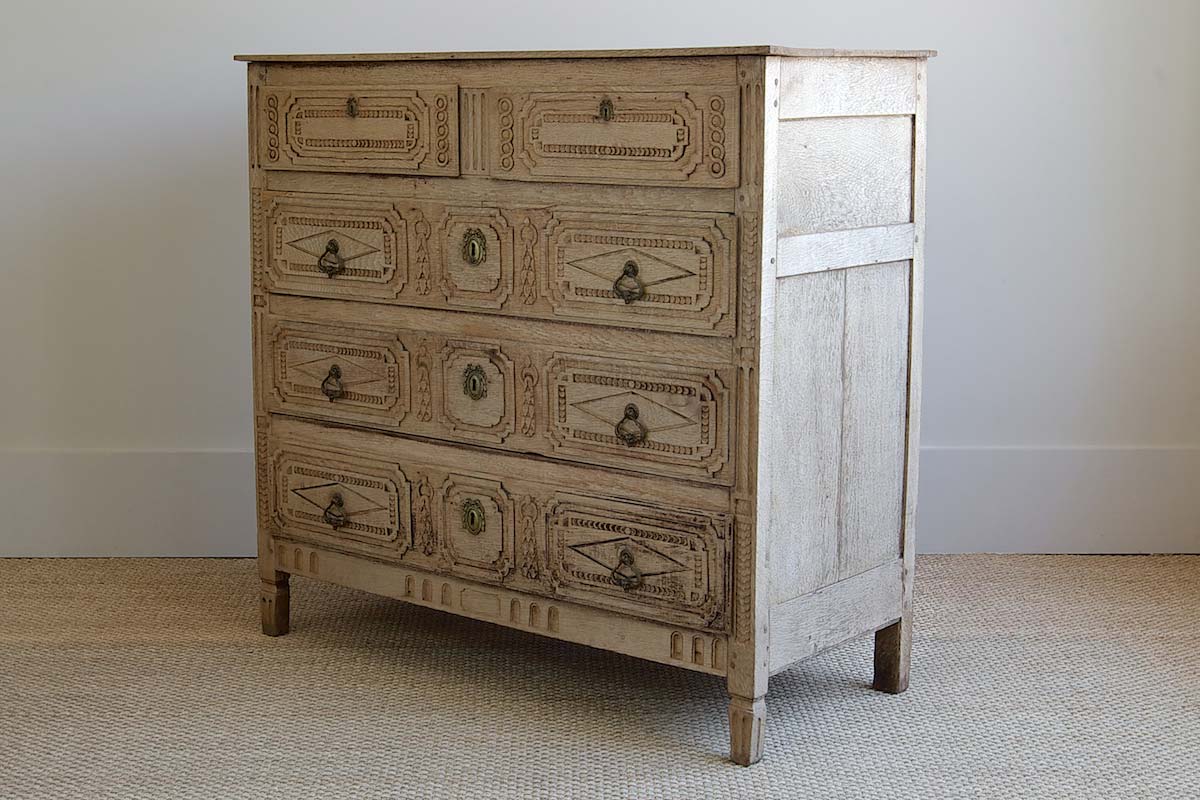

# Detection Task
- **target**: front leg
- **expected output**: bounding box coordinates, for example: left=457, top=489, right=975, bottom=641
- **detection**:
left=728, top=693, right=766, bottom=766
left=260, top=571, right=290, bottom=636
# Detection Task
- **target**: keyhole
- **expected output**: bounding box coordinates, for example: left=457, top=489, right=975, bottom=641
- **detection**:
left=462, top=499, right=486, bottom=536
left=462, top=229, right=487, bottom=266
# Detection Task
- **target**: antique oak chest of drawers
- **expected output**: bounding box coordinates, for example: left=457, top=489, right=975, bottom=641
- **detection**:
left=237, top=45, right=931, bottom=765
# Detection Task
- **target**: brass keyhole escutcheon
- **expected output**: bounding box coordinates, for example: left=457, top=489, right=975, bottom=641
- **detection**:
left=598, top=97, right=614, bottom=122
left=462, top=364, right=488, bottom=401
left=347, top=96, right=359, bottom=117
left=462, top=228, right=487, bottom=266
left=461, top=498, right=486, bottom=536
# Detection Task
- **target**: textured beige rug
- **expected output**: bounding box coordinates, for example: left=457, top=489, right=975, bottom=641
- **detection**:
left=1, top=555, right=1196, bottom=799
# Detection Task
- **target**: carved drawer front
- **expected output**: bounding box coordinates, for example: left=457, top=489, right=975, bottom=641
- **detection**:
left=548, top=494, right=729, bottom=630
left=437, top=207, right=514, bottom=309
left=265, top=319, right=410, bottom=428
left=270, top=441, right=411, bottom=556
left=440, top=475, right=515, bottom=584
left=259, top=86, right=459, bottom=175
left=439, top=340, right=515, bottom=444
left=545, top=210, right=735, bottom=335
left=490, top=87, right=739, bottom=187
left=547, top=355, right=731, bottom=482
left=265, top=193, right=408, bottom=301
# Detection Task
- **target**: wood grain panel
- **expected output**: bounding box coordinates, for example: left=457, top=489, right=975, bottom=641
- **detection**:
left=838, top=261, right=910, bottom=579
left=778, top=58, right=918, bottom=119
left=775, top=116, right=912, bottom=236
left=767, top=271, right=844, bottom=603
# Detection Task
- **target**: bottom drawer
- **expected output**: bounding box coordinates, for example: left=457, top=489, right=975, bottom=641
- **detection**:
left=264, top=417, right=730, bottom=631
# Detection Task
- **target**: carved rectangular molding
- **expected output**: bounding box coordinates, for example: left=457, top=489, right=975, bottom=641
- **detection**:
left=547, top=493, right=730, bottom=630
left=270, top=440, right=411, bottom=557
left=259, top=86, right=460, bottom=175
left=439, top=474, right=515, bottom=582
left=489, top=87, right=739, bottom=187
left=546, top=354, right=732, bottom=482
left=265, top=193, right=408, bottom=301
left=544, top=209, right=735, bottom=334
left=438, top=340, right=516, bottom=444
left=265, top=318, right=410, bottom=428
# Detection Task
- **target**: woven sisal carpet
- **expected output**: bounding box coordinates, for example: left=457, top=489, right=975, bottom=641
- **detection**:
left=1, top=555, right=1196, bottom=798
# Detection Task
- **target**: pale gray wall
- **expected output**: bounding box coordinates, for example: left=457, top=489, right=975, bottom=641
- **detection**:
left=1, top=0, right=1197, bottom=555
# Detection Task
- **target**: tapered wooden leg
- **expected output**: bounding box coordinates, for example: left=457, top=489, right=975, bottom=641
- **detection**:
left=728, top=693, right=766, bottom=766
left=260, top=572, right=290, bottom=637
left=873, top=616, right=911, bottom=693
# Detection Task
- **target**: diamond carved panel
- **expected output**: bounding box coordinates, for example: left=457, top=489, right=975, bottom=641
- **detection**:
left=546, top=355, right=731, bottom=482
left=268, top=320, right=409, bottom=427
left=271, top=441, right=411, bottom=557
left=267, top=193, right=408, bottom=301
left=544, top=210, right=735, bottom=335
left=547, top=494, right=728, bottom=630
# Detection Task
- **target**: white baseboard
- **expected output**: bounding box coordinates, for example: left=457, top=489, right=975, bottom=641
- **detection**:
left=0, top=447, right=1195, bottom=556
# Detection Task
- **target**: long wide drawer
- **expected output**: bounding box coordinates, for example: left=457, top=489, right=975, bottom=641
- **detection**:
left=255, top=190, right=737, bottom=337
left=265, top=417, right=730, bottom=631
left=259, top=306, right=734, bottom=485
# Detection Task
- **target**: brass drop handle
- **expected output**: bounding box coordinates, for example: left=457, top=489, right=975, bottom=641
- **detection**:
left=321, top=364, right=344, bottom=400
left=317, top=238, right=345, bottom=277
left=323, top=493, right=346, bottom=530
left=611, top=546, right=643, bottom=590
left=462, top=228, right=487, bottom=266
left=462, top=498, right=486, bottom=536
left=462, top=364, right=487, bottom=401
left=614, top=403, right=648, bottom=447
left=612, top=260, right=644, bottom=304
left=347, top=96, right=359, bottom=117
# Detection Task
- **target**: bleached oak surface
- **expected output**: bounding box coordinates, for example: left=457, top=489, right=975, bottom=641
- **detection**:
left=241, top=47, right=930, bottom=765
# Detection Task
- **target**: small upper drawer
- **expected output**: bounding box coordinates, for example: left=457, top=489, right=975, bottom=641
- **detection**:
left=486, top=87, right=739, bottom=187
left=258, top=86, right=460, bottom=175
